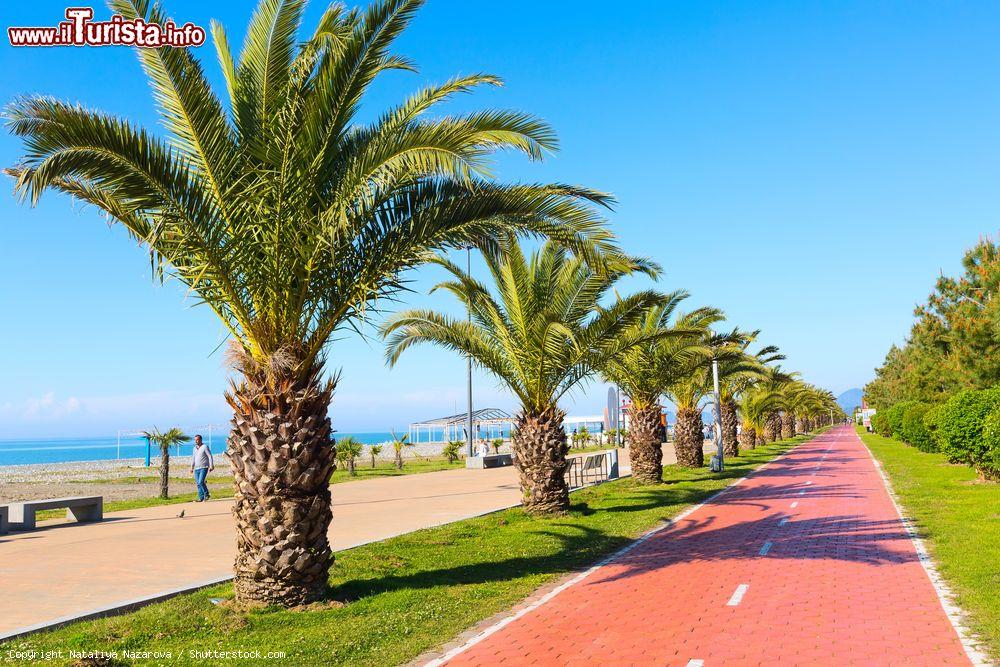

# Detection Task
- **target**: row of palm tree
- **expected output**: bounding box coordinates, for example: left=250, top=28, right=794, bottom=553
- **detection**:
left=5, top=0, right=841, bottom=608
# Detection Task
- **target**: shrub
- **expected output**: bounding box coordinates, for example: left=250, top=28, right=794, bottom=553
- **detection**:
left=899, top=402, right=935, bottom=451
left=937, top=387, right=1000, bottom=479
left=923, top=404, right=946, bottom=450
left=870, top=411, right=889, bottom=436
left=976, top=408, right=1000, bottom=481
left=884, top=401, right=916, bottom=439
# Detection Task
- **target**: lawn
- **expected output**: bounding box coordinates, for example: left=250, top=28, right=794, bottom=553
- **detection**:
left=1, top=435, right=813, bottom=666
left=857, top=426, right=1000, bottom=661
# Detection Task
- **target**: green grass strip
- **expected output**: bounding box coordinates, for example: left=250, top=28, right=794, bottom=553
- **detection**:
left=2, top=436, right=812, bottom=666
left=857, top=426, right=1000, bottom=662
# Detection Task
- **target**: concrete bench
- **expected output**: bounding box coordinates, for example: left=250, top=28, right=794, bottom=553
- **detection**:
left=465, top=453, right=513, bottom=469
left=0, top=505, right=7, bottom=535
left=7, top=496, right=103, bottom=531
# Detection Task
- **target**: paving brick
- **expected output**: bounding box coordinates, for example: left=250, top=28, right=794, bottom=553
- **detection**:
left=443, top=427, right=972, bottom=666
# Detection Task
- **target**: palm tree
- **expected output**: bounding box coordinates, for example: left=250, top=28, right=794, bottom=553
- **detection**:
left=739, top=367, right=793, bottom=446
left=600, top=293, right=720, bottom=482
left=739, top=387, right=783, bottom=449
left=143, top=427, right=191, bottom=499
left=368, top=444, right=383, bottom=469
left=391, top=432, right=411, bottom=470
left=336, top=436, right=363, bottom=476
left=6, top=0, right=617, bottom=607
left=715, top=337, right=783, bottom=457
left=442, top=440, right=462, bottom=463
left=383, top=236, right=663, bottom=513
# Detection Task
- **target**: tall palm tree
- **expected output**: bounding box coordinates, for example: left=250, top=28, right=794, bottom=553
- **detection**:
left=712, top=334, right=783, bottom=458
left=143, top=427, right=191, bottom=499
left=738, top=367, right=792, bottom=448
left=739, top=387, right=783, bottom=449
left=601, top=296, right=720, bottom=482
left=383, top=237, right=662, bottom=513
left=6, top=0, right=617, bottom=606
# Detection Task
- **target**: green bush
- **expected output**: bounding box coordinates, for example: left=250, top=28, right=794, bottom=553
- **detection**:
left=899, top=402, right=935, bottom=451
left=923, top=403, right=946, bottom=450
left=976, top=408, right=1000, bottom=481
left=884, top=401, right=916, bottom=439
left=937, top=387, right=1000, bottom=479
left=870, top=411, right=889, bottom=436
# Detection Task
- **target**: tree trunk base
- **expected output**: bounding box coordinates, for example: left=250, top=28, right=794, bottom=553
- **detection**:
left=628, top=404, right=663, bottom=483
left=722, top=400, right=739, bottom=457
left=226, top=360, right=337, bottom=608
left=512, top=408, right=570, bottom=514
left=673, top=407, right=704, bottom=468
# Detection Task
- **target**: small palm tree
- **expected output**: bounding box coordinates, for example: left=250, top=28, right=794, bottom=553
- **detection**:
left=491, top=438, right=504, bottom=454
left=383, top=236, right=663, bottom=513
left=369, top=444, right=383, bottom=469
left=442, top=440, right=462, bottom=464
left=6, top=0, right=616, bottom=606
left=143, top=427, right=191, bottom=499
left=336, top=436, right=363, bottom=476
left=391, top=432, right=411, bottom=470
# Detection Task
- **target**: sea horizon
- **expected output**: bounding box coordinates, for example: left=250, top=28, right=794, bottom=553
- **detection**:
left=0, top=431, right=405, bottom=467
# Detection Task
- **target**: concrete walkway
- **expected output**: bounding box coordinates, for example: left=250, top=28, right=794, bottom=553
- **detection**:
left=0, top=464, right=526, bottom=638
left=434, top=427, right=978, bottom=666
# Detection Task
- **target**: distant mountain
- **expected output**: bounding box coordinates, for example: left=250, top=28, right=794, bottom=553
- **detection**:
left=837, top=388, right=863, bottom=414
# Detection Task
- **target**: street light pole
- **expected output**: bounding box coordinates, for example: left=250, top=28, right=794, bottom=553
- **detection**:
left=466, top=246, right=474, bottom=458
left=712, top=358, right=724, bottom=472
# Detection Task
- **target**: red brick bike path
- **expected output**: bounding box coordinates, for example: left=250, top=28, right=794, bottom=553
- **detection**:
left=437, top=426, right=974, bottom=666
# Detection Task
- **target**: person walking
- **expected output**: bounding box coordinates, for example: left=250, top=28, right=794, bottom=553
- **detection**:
left=190, top=435, right=214, bottom=502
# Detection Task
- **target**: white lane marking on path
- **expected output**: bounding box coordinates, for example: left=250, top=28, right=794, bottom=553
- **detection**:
left=806, top=481, right=813, bottom=485
left=686, top=661, right=704, bottom=667
left=727, top=584, right=750, bottom=606
left=759, top=541, right=773, bottom=556
left=791, top=501, right=798, bottom=508
left=419, top=441, right=812, bottom=667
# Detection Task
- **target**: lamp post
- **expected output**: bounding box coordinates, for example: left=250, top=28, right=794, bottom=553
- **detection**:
left=712, top=357, right=724, bottom=472
left=466, top=246, right=474, bottom=458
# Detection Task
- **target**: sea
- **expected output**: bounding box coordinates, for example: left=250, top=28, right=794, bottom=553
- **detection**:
left=0, top=432, right=399, bottom=467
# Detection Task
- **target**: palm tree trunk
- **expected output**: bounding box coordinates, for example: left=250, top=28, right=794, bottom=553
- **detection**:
left=739, top=421, right=756, bottom=451
left=347, top=457, right=355, bottom=476
left=226, top=364, right=336, bottom=608
left=673, top=407, right=704, bottom=467
left=722, top=399, right=739, bottom=457
left=781, top=412, right=795, bottom=439
left=512, top=407, right=569, bottom=514
left=762, top=414, right=777, bottom=443
left=627, top=404, right=663, bottom=483
left=159, top=444, right=170, bottom=499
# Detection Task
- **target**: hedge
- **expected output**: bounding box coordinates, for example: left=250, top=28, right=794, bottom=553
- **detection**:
left=899, top=402, right=935, bottom=452
left=883, top=401, right=916, bottom=439
left=937, top=387, right=1000, bottom=480
left=976, top=408, right=1000, bottom=481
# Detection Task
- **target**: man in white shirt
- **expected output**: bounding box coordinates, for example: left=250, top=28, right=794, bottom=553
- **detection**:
left=190, top=435, right=215, bottom=502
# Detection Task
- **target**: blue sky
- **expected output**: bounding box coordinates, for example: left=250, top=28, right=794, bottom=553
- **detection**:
left=2, top=1, right=1000, bottom=438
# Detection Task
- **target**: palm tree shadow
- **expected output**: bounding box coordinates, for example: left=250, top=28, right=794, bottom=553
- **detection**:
left=324, top=493, right=913, bottom=604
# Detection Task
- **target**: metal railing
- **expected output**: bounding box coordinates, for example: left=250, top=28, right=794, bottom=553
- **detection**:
left=565, top=450, right=614, bottom=489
